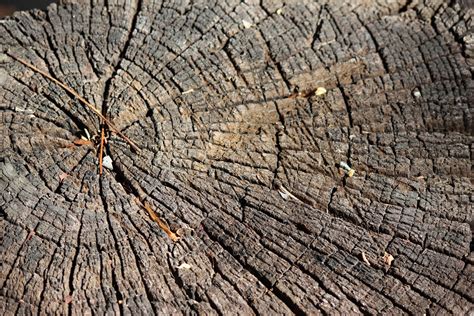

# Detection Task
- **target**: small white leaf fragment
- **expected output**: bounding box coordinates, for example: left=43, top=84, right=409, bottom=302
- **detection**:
left=383, top=252, right=394, bottom=266
left=84, top=128, right=91, bottom=140
left=242, top=20, right=253, bottom=29
left=102, top=156, right=113, bottom=170
left=315, top=87, right=327, bottom=96
left=278, top=190, right=289, bottom=199
left=177, top=263, right=192, bottom=270
left=278, top=186, right=298, bottom=201
left=361, top=251, right=371, bottom=266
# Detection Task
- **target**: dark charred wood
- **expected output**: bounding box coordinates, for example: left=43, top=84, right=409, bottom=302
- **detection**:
left=0, top=0, right=473, bottom=314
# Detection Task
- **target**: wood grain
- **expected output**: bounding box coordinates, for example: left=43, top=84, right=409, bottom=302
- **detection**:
left=0, top=0, right=473, bottom=314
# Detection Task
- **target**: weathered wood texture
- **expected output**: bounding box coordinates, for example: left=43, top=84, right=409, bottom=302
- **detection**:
left=1, top=0, right=473, bottom=314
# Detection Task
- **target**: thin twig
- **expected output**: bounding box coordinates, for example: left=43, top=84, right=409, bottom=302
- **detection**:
left=99, top=126, right=105, bottom=175
left=9, top=54, right=141, bottom=152
left=142, top=201, right=179, bottom=242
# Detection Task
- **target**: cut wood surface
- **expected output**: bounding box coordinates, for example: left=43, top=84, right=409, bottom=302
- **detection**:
left=1, top=0, right=473, bottom=314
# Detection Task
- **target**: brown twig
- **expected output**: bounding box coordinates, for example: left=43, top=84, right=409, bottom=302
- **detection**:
left=142, top=201, right=179, bottom=242
left=8, top=54, right=141, bottom=152
left=73, top=139, right=93, bottom=146
left=99, top=126, right=105, bottom=175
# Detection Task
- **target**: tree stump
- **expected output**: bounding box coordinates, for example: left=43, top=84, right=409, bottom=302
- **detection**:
left=1, top=0, right=473, bottom=314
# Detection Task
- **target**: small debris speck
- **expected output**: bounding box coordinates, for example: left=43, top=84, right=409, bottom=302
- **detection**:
left=84, top=128, right=91, bottom=140
left=59, top=173, right=68, bottom=182
left=362, top=252, right=371, bottom=266
left=177, top=263, right=192, bottom=270
left=315, top=87, right=327, bottom=96
left=413, top=90, right=421, bottom=98
left=278, top=186, right=299, bottom=201
left=0, top=53, right=9, bottom=63
left=102, top=156, right=113, bottom=170
left=276, top=8, right=283, bottom=15
left=242, top=20, right=252, bottom=29
left=14, top=107, right=34, bottom=113
left=279, top=190, right=289, bottom=199
left=383, top=252, right=394, bottom=266
left=339, top=161, right=355, bottom=177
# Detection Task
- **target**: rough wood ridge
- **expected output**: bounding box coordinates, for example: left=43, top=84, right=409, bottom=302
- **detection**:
left=1, top=0, right=473, bottom=314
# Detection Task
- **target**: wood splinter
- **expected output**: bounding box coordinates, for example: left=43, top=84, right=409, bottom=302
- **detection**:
left=8, top=54, right=141, bottom=152
left=99, top=126, right=105, bottom=175
left=142, top=201, right=180, bottom=242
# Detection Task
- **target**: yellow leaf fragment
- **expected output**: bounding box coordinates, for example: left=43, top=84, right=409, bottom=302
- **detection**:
left=347, top=169, right=355, bottom=177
